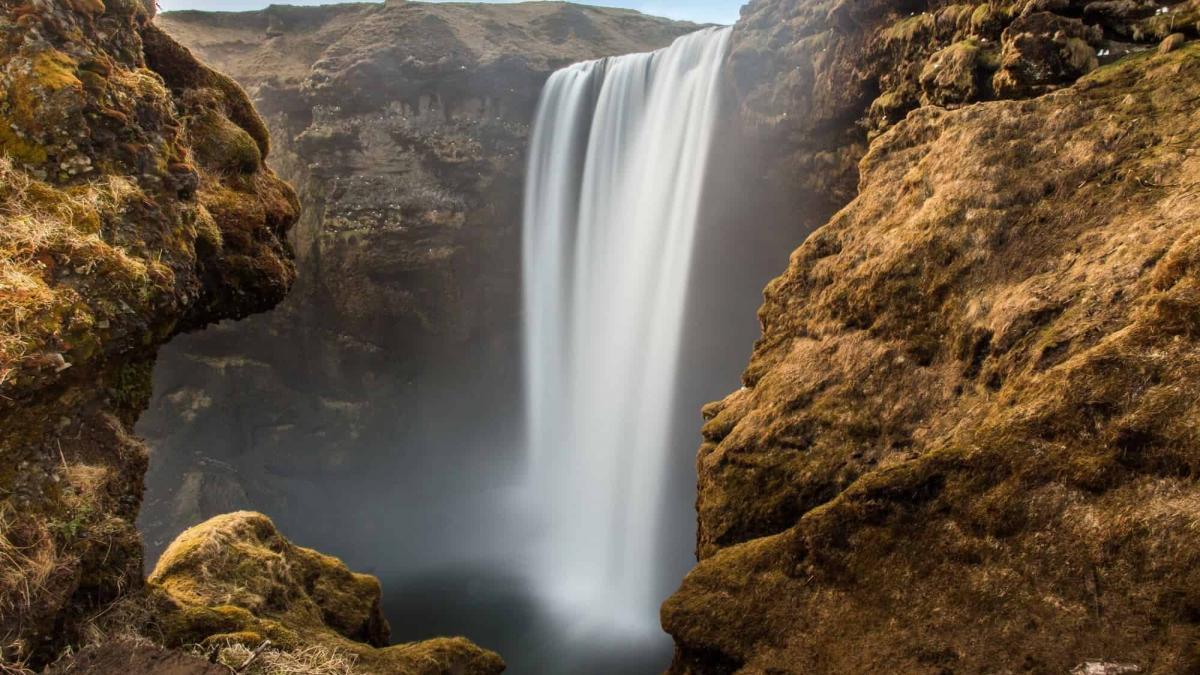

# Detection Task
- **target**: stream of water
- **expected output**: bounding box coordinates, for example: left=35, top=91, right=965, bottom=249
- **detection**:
left=523, top=26, right=733, bottom=634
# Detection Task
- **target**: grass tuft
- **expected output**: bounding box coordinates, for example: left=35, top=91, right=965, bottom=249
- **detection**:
left=198, top=640, right=359, bottom=675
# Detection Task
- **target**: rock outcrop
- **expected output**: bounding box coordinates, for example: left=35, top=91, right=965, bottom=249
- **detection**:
left=726, top=0, right=1200, bottom=226
left=141, top=3, right=697, bottom=569
left=0, top=1, right=498, bottom=671
left=664, top=2, right=1200, bottom=670
left=0, top=0, right=295, bottom=665
left=146, top=512, right=503, bottom=674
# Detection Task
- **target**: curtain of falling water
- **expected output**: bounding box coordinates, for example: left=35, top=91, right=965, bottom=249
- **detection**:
left=522, top=27, right=733, bottom=632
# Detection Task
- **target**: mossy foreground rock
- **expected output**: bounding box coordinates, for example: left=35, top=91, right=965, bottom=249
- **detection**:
left=664, top=40, right=1200, bottom=674
left=149, top=512, right=504, bottom=675
left=0, top=0, right=298, bottom=666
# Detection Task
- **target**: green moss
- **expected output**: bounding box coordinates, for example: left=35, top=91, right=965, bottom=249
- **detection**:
left=109, top=360, right=154, bottom=408
left=200, top=631, right=266, bottom=648
left=968, top=3, right=1011, bottom=35
left=157, top=603, right=300, bottom=650
left=1078, top=42, right=1195, bottom=88
left=49, top=504, right=93, bottom=540
left=881, top=13, right=935, bottom=44
left=0, top=121, right=49, bottom=165
left=188, top=109, right=262, bottom=175
left=30, top=50, right=82, bottom=91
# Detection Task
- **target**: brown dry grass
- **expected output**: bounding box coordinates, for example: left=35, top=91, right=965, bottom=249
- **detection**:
left=0, top=156, right=154, bottom=385
left=0, top=503, right=72, bottom=620
left=200, top=641, right=358, bottom=675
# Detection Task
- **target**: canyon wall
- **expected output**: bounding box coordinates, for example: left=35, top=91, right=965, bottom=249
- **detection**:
left=665, top=0, right=1200, bottom=672
left=144, top=2, right=699, bottom=573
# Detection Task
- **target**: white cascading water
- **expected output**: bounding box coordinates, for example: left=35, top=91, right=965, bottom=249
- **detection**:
left=522, top=26, right=732, bottom=632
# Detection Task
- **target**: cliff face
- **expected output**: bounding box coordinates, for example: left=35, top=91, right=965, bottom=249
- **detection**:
left=0, top=2, right=503, bottom=672
left=0, top=0, right=295, bottom=664
left=665, top=0, right=1200, bottom=672
left=143, top=2, right=698, bottom=569
left=725, top=0, right=1199, bottom=225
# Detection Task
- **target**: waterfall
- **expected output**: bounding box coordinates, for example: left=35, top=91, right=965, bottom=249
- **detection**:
left=522, top=26, right=732, bottom=631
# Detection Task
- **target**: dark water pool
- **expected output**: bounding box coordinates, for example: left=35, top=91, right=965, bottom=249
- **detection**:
left=382, top=567, right=673, bottom=674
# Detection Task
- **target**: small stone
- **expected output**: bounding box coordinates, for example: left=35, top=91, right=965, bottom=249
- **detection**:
left=1159, top=33, right=1186, bottom=54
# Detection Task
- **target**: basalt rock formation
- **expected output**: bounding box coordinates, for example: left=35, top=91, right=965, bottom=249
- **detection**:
left=142, top=2, right=697, bottom=572
left=0, top=0, right=498, bottom=672
left=664, top=1, right=1200, bottom=672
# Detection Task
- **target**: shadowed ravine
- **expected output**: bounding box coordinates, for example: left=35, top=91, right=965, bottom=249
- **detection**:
left=135, top=7, right=800, bottom=673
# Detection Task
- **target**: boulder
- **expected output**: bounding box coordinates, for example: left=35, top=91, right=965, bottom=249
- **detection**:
left=149, top=512, right=504, bottom=674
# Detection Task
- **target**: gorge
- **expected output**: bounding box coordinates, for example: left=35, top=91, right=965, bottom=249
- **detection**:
left=138, top=4, right=781, bottom=673
left=2, top=0, right=1200, bottom=674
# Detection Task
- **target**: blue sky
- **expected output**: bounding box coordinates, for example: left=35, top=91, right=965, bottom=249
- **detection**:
left=156, top=0, right=745, bottom=25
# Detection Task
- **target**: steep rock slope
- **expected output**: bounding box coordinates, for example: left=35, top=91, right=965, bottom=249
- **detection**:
left=143, top=2, right=697, bottom=565
left=0, top=0, right=295, bottom=664
left=665, top=12, right=1200, bottom=675
left=726, top=0, right=1199, bottom=225
left=0, top=1, right=499, bottom=671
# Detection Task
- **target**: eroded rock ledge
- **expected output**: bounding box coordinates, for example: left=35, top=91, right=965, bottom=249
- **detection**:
left=665, top=9, right=1200, bottom=673
left=0, top=1, right=498, bottom=671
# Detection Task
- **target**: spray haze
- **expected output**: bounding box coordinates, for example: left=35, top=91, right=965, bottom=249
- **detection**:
left=141, top=5, right=807, bottom=673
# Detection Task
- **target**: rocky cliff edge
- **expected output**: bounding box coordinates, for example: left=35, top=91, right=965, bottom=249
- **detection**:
left=0, top=1, right=499, bottom=672
left=665, top=1, right=1200, bottom=671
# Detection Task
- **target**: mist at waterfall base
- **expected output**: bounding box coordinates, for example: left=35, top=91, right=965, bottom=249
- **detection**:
left=395, top=26, right=813, bottom=672
left=139, top=27, right=811, bottom=675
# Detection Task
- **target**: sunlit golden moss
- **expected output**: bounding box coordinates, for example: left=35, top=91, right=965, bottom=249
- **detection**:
left=667, top=42, right=1200, bottom=673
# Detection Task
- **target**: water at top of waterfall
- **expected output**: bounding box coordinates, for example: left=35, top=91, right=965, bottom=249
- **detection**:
left=522, top=26, right=733, bottom=636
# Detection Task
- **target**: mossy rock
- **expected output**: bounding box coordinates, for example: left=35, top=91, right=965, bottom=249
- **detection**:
left=149, top=512, right=391, bottom=648
left=666, top=37, right=1200, bottom=674
left=188, top=109, right=262, bottom=175
left=148, top=512, right=504, bottom=674
left=0, top=1, right=298, bottom=664
left=920, top=39, right=984, bottom=106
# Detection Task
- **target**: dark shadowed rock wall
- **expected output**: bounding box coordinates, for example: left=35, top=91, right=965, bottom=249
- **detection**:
left=143, top=0, right=699, bottom=587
